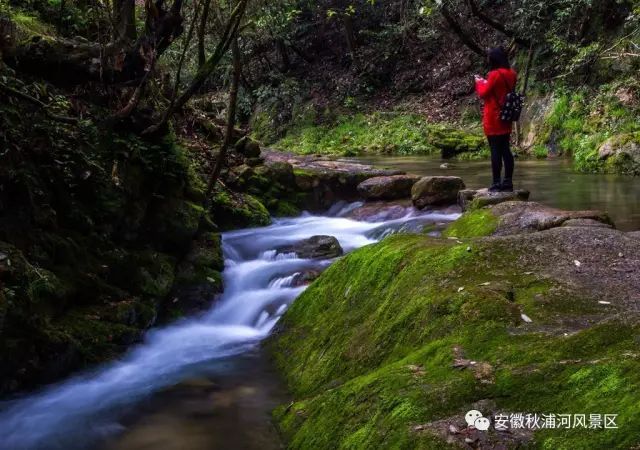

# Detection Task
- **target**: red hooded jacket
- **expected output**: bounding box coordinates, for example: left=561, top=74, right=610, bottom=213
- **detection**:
left=475, top=68, right=518, bottom=136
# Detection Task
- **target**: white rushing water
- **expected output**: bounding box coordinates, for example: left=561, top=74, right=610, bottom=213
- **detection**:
left=0, top=202, right=459, bottom=450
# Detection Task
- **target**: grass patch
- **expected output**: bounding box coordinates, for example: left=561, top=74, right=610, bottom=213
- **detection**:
left=269, top=112, right=487, bottom=158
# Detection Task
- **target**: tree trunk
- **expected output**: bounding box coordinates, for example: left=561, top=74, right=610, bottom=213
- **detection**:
left=276, top=38, right=290, bottom=71
left=439, top=3, right=485, bottom=57
left=114, top=0, right=137, bottom=41
left=202, top=38, right=242, bottom=214
left=197, top=0, right=212, bottom=67
left=341, top=13, right=357, bottom=60
left=465, top=0, right=529, bottom=47
left=143, top=0, right=247, bottom=134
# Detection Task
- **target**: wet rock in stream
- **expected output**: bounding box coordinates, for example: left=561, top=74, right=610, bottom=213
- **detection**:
left=356, top=174, right=421, bottom=200
left=276, top=235, right=344, bottom=260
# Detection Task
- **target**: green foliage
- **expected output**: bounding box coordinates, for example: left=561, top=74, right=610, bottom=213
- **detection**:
left=272, top=112, right=486, bottom=157
left=534, top=78, right=640, bottom=173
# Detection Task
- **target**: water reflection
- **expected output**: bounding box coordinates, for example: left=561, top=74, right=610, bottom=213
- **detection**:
left=345, top=156, right=640, bottom=231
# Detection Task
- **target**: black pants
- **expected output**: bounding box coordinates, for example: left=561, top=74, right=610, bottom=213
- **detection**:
left=487, top=134, right=514, bottom=184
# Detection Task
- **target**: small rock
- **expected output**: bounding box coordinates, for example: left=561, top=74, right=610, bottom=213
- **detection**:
left=598, top=301, right=612, bottom=305
left=521, top=313, right=533, bottom=323
left=458, top=286, right=465, bottom=292
left=453, top=358, right=471, bottom=369
left=574, top=260, right=581, bottom=267
left=245, top=157, right=265, bottom=167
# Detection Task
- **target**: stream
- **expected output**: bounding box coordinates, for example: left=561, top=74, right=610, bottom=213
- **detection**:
left=1, top=155, right=637, bottom=450
left=0, top=202, right=460, bottom=450
left=346, top=156, right=640, bottom=231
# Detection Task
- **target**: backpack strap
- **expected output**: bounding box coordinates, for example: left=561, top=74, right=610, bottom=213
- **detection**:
left=492, top=70, right=515, bottom=107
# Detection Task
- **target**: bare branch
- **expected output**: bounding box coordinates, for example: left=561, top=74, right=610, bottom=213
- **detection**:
left=439, top=2, right=485, bottom=56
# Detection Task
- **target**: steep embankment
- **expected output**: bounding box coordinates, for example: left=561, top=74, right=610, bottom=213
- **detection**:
left=0, top=64, right=413, bottom=393
left=269, top=202, right=640, bottom=449
left=0, top=74, right=229, bottom=393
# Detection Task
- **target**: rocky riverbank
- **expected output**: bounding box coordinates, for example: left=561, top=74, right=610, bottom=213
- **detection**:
left=0, top=129, right=428, bottom=395
left=268, top=180, right=640, bottom=449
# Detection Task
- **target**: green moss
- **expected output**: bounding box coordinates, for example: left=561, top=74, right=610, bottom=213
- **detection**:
left=272, top=112, right=486, bottom=157
left=269, top=233, right=640, bottom=449
left=442, top=209, right=498, bottom=238
left=135, top=251, right=175, bottom=298
left=4, top=7, right=54, bottom=38
left=271, top=200, right=301, bottom=217
left=533, top=81, right=640, bottom=174
left=55, top=311, right=141, bottom=364
left=210, top=187, right=271, bottom=230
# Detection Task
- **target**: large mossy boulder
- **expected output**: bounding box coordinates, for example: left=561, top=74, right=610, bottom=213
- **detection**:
left=209, top=186, right=271, bottom=231
left=598, top=132, right=640, bottom=175
left=411, top=176, right=465, bottom=208
left=235, top=136, right=262, bottom=158
left=357, top=175, right=421, bottom=201
left=269, top=225, right=640, bottom=450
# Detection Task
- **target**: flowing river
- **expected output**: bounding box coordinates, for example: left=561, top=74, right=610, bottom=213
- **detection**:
left=1, top=155, right=638, bottom=449
left=0, top=202, right=460, bottom=450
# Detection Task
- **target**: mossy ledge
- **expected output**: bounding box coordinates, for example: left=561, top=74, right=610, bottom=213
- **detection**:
left=268, top=226, right=640, bottom=449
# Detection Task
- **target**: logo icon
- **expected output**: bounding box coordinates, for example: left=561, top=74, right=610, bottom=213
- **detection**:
left=465, top=410, right=490, bottom=431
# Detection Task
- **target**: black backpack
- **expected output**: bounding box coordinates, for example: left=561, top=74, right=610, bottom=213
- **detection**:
left=495, top=72, right=524, bottom=123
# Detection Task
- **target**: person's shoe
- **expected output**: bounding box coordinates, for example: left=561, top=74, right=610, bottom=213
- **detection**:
left=500, top=180, right=514, bottom=192
left=488, top=182, right=501, bottom=193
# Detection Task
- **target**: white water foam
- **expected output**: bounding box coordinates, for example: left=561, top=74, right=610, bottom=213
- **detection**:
left=0, top=203, right=459, bottom=449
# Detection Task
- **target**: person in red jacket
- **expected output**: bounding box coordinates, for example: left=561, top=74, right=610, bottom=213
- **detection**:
left=475, top=47, right=518, bottom=192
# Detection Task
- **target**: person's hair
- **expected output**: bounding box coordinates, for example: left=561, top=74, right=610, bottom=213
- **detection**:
left=487, top=47, right=511, bottom=70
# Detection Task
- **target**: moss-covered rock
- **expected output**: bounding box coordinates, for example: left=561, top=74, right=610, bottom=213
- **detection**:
left=209, top=186, right=271, bottom=230
left=528, top=83, right=640, bottom=174
left=269, top=226, right=640, bottom=449
left=598, top=132, right=640, bottom=175
left=442, top=209, right=499, bottom=238
left=235, top=136, right=262, bottom=158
